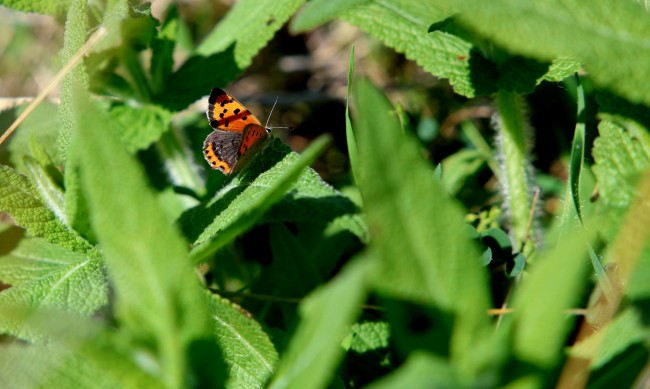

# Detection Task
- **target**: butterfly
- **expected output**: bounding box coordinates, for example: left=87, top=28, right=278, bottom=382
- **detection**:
left=203, top=88, right=270, bottom=175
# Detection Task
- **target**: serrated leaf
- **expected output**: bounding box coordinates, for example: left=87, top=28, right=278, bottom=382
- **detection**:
left=453, top=0, right=650, bottom=105
left=267, top=258, right=372, bottom=389
left=294, top=0, right=497, bottom=97
left=187, top=135, right=337, bottom=264
left=108, top=103, right=172, bottom=152
left=353, top=78, right=491, bottom=372
left=73, top=94, right=214, bottom=387
left=0, top=165, right=94, bottom=254
left=159, top=0, right=306, bottom=110
left=592, top=120, right=650, bottom=208
left=210, top=294, right=278, bottom=389
left=0, top=0, right=69, bottom=16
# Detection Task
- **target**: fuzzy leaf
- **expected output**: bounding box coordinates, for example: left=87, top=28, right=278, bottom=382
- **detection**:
left=0, top=0, right=69, bottom=16
left=56, top=0, right=89, bottom=162
left=353, top=78, right=492, bottom=371
left=453, top=0, right=650, bottom=105
left=73, top=95, right=215, bottom=387
left=210, top=294, right=278, bottom=389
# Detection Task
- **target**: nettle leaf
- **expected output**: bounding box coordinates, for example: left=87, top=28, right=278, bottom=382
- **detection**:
left=160, top=0, right=307, bottom=110
left=210, top=294, right=278, bottom=389
left=0, top=165, right=94, bottom=254
left=353, top=79, right=492, bottom=373
left=497, top=56, right=580, bottom=93
left=292, top=0, right=497, bottom=97
left=108, top=103, right=172, bottom=152
left=0, top=238, right=106, bottom=340
left=453, top=0, right=650, bottom=105
left=0, top=0, right=69, bottom=16
left=74, top=95, right=216, bottom=386
left=268, top=258, right=373, bottom=389
left=592, top=120, right=650, bottom=208
left=186, top=136, right=348, bottom=264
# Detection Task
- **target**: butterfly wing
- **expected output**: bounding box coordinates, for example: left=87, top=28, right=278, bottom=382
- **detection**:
left=203, top=129, right=242, bottom=175
left=230, top=123, right=270, bottom=175
left=206, top=88, right=261, bottom=133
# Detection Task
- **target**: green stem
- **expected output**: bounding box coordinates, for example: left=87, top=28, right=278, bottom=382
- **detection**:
left=496, top=90, right=532, bottom=249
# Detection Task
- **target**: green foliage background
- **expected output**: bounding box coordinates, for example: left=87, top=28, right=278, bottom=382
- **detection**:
left=1, top=0, right=650, bottom=388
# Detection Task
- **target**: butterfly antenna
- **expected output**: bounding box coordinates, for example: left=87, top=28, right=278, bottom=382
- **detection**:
left=265, top=96, right=279, bottom=128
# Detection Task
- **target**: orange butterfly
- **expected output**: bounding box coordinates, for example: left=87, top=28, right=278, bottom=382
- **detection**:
left=204, top=88, right=270, bottom=175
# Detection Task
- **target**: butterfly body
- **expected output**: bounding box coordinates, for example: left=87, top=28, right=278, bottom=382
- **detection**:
left=204, top=88, right=270, bottom=175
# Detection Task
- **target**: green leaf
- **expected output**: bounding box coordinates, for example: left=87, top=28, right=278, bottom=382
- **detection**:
left=453, top=0, right=650, bottom=105
left=187, top=135, right=340, bottom=264
left=56, top=0, right=89, bottom=162
left=108, top=103, right=172, bottom=152
left=0, top=165, right=94, bottom=254
left=159, top=0, right=307, bottom=110
left=592, top=120, right=650, bottom=208
left=508, top=230, right=589, bottom=372
left=346, top=46, right=360, bottom=184
left=0, top=238, right=106, bottom=340
left=293, top=0, right=497, bottom=97
left=73, top=94, right=213, bottom=388
left=366, top=352, right=459, bottom=389
left=210, top=294, right=278, bottom=389
left=0, top=320, right=163, bottom=388
left=0, top=0, right=69, bottom=16
left=345, top=321, right=390, bottom=353
left=353, top=78, right=492, bottom=372
left=267, top=258, right=373, bottom=389
left=8, top=101, right=60, bottom=170
left=440, top=149, right=486, bottom=195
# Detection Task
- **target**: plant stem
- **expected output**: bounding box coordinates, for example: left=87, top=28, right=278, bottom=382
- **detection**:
left=496, top=90, right=533, bottom=249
